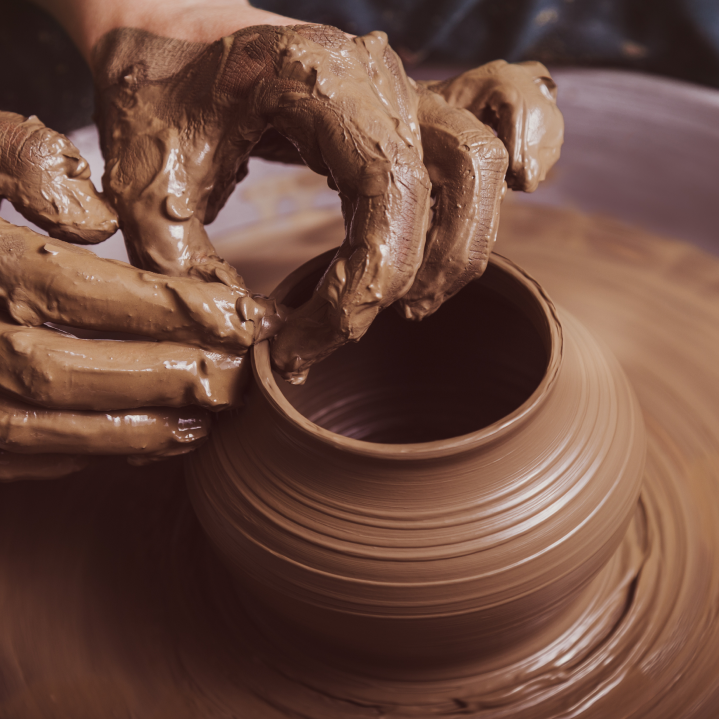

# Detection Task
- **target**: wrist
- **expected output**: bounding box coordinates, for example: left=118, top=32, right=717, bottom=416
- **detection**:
left=32, top=0, right=304, bottom=64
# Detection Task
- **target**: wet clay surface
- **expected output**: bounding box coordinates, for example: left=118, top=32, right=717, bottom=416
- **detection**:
left=189, top=251, right=647, bottom=688
left=0, top=111, right=288, bottom=474
left=277, top=263, right=548, bottom=442
left=0, top=111, right=118, bottom=244
left=1, top=203, right=719, bottom=717
left=0, top=32, right=560, bottom=472
left=93, top=26, right=561, bottom=381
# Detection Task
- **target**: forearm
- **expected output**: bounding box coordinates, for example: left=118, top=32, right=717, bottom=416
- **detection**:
left=30, top=0, right=303, bottom=63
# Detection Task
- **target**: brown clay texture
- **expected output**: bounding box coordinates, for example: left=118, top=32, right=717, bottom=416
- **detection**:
left=1, top=203, right=719, bottom=717
left=0, top=110, right=290, bottom=475
left=92, top=26, right=561, bottom=381
left=187, top=251, right=647, bottom=696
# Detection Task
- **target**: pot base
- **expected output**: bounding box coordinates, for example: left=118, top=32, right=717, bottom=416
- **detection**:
left=189, top=465, right=680, bottom=716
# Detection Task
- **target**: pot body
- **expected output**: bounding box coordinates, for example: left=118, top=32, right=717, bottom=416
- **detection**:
left=187, top=252, right=646, bottom=675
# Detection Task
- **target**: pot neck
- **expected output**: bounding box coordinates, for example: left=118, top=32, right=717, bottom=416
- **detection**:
left=251, top=251, right=563, bottom=462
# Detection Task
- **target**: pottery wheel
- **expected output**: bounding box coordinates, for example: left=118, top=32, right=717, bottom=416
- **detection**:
left=0, top=200, right=717, bottom=718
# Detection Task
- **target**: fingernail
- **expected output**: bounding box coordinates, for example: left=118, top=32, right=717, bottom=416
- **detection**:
left=236, top=295, right=268, bottom=325
left=163, top=195, right=194, bottom=221
left=271, top=348, right=310, bottom=385
left=283, top=366, right=310, bottom=385
left=238, top=295, right=290, bottom=342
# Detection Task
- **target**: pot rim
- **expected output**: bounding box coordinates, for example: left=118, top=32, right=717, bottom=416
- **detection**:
left=252, top=250, right=563, bottom=460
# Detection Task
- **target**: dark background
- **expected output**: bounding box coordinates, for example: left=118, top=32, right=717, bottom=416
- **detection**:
left=2, top=0, right=719, bottom=134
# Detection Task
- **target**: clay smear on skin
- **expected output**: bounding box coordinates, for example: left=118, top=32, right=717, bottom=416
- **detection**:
left=92, top=26, right=561, bottom=381
left=0, top=110, right=281, bottom=470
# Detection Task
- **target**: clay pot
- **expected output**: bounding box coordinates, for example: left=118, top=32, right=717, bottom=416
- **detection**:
left=186, top=250, right=645, bottom=677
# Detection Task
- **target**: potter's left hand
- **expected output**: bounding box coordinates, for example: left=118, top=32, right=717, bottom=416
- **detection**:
left=0, top=111, right=279, bottom=480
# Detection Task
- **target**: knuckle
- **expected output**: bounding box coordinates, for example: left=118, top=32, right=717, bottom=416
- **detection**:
left=464, top=132, right=509, bottom=165
left=5, top=329, right=34, bottom=357
left=390, top=150, right=432, bottom=196
left=487, top=134, right=510, bottom=161
left=4, top=331, right=55, bottom=402
left=0, top=406, right=26, bottom=450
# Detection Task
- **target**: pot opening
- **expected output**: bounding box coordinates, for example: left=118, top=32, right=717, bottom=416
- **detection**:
left=276, top=260, right=551, bottom=444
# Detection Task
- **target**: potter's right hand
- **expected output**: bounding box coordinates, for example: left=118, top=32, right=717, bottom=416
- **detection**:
left=90, top=23, right=433, bottom=385
left=0, top=111, right=267, bottom=481
left=36, top=1, right=562, bottom=384
left=90, top=21, right=514, bottom=384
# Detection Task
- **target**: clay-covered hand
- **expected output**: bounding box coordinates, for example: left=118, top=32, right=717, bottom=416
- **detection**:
left=421, top=60, right=564, bottom=193
left=396, top=60, right=564, bottom=318
left=92, top=23, right=433, bottom=386
left=93, top=25, right=561, bottom=384
left=0, top=111, right=280, bottom=481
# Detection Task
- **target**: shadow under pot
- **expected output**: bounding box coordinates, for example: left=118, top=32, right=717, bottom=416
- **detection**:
left=186, top=250, right=646, bottom=679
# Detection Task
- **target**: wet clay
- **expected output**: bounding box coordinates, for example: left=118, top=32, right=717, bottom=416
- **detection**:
left=189, top=251, right=647, bottom=684
left=0, top=27, right=559, bottom=472
left=0, top=111, right=288, bottom=474
left=92, top=23, right=429, bottom=352
left=0, top=217, right=259, bottom=466
left=1, top=204, right=719, bottom=717
left=277, top=260, right=550, bottom=442
left=92, top=25, right=561, bottom=381
left=0, top=111, right=118, bottom=244
left=0, top=220, right=260, bottom=352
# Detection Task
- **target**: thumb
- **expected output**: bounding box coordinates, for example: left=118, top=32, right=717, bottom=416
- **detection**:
left=0, top=111, right=118, bottom=243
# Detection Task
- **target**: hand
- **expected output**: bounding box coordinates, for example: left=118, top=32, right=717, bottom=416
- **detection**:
left=422, top=60, right=564, bottom=193
left=0, top=111, right=278, bottom=480
left=0, top=112, right=118, bottom=242
left=49, top=1, right=561, bottom=384
left=396, top=60, right=564, bottom=316
left=88, top=23, right=513, bottom=383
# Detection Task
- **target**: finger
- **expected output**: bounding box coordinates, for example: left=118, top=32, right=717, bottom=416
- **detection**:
left=398, top=90, right=508, bottom=320
left=496, top=62, right=563, bottom=192
left=0, top=111, right=118, bottom=243
left=0, top=221, right=265, bottom=352
left=102, top=124, right=249, bottom=289
left=0, top=320, right=248, bottom=411
left=0, top=450, right=88, bottom=482
left=93, top=32, right=255, bottom=284
left=0, top=395, right=209, bottom=457
left=264, top=28, right=431, bottom=382
left=425, top=62, right=563, bottom=193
